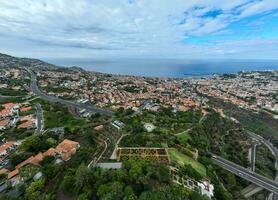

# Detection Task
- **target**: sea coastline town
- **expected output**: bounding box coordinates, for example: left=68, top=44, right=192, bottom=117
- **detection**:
left=33, top=68, right=277, bottom=114
left=0, top=54, right=277, bottom=199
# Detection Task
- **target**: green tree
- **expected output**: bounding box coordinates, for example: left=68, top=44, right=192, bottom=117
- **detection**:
left=182, top=164, right=203, bottom=181
left=25, top=178, right=45, bottom=200
left=21, top=135, right=48, bottom=153
left=75, top=163, right=93, bottom=192
left=97, top=181, right=124, bottom=200
left=214, top=183, right=233, bottom=200
left=60, top=175, right=76, bottom=195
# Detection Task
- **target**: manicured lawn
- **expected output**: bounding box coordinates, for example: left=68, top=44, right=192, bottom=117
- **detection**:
left=169, top=148, right=206, bottom=176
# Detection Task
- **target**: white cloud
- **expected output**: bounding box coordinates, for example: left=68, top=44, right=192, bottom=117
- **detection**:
left=0, top=0, right=277, bottom=59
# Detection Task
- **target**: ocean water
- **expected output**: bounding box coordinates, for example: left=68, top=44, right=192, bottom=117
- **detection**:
left=45, top=58, right=278, bottom=78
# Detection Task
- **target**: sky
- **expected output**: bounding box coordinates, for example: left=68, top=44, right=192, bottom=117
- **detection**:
left=0, top=0, right=278, bottom=60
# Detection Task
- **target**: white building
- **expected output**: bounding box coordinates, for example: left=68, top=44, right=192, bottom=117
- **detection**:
left=144, top=123, right=156, bottom=132
left=198, top=180, right=214, bottom=198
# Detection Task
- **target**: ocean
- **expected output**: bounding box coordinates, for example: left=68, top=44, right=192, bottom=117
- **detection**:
left=45, top=58, right=278, bottom=78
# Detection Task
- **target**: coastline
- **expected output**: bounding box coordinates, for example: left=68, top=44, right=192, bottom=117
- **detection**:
left=45, top=58, right=278, bottom=79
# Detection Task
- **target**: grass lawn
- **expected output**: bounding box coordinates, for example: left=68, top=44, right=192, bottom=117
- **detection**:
left=169, top=148, right=206, bottom=176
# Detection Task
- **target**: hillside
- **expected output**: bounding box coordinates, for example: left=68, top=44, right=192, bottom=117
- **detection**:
left=0, top=53, right=59, bottom=70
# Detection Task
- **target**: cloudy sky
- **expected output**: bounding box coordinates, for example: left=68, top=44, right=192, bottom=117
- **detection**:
left=0, top=0, right=278, bottom=60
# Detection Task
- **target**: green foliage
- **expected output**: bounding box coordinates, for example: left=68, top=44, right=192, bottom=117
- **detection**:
left=138, top=186, right=190, bottom=200
left=189, top=191, right=210, bottom=200
left=57, top=160, right=190, bottom=199
left=0, top=88, right=28, bottom=96
left=40, top=156, right=55, bottom=166
left=169, top=149, right=206, bottom=176
left=181, top=164, right=203, bottom=181
left=0, top=195, right=17, bottom=200
left=214, top=183, right=233, bottom=200
left=10, top=152, right=32, bottom=167
left=19, top=164, right=39, bottom=180
left=20, top=135, right=51, bottom=153
left=119, top=108, right=202, bottom=148
left=60, top=174, right=76, bottom=195
left=42, top=162, right=62, bottom=181
left=25, top=178, right=45, bottom=200
left=44, top=86, right=72, bottom=94
left=97, top=181, right=124, bottom=199
left=75, top=163, right=93, bottom=192
left=41, top=102, right=86, bottom=130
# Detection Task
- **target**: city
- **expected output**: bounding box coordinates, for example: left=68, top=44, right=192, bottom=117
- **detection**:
left=0, top=1, right=278, bottom=200
left=0, top=53, right=277, bottom=199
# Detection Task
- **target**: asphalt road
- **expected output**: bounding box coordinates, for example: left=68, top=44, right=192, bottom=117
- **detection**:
left=212, top=155, right=278, bottom=194
left=28, top=69, right=114, bottom=116
left=250, top=143, right=257, bottom=171
left=35, top=103, right=43, bottom=134
left=246, top=131, right=278, bottom=200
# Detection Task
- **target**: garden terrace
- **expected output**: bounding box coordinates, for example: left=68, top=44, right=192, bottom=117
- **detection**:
left=116, top=147, right=170, bottom=163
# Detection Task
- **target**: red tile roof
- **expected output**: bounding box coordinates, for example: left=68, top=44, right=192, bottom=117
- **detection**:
left=0, top=168, right=9, bottom=175
left=20, top=106, right=32, bottom=112
left=17, top=120, right=34, bottom=129
left=0, top=119, right=9, bottom=127
left=15, top=156, right=35, bottom=169
left=0, top=141, right=16, bottom=154
left=42, top=148, right=57, bottom=157
left=8, top=169, right=19, bottom=179
left=8, top=139, right=79, bottom=179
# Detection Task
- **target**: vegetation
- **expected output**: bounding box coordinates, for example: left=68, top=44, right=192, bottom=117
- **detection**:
left=119, top=108, right=202, bottom=148
left=57, top=160, right=195, bottom=199
left=31, top=98, right=87, bottom=131
left=169, top=148, right=206, bottom=176
left=208, top=97, right=278, bottom=138
left=0, top=88, right=28, bottom=96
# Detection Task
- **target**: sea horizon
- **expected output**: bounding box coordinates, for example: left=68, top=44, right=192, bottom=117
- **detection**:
left=44, top=58, right=278, bottom=78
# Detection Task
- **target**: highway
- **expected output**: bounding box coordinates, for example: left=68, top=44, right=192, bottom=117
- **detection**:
left=212, top=155, right=278, bottom=194
left=28, top=69, right=114, bottom=116
left=246, top=131, right=278, bottom=200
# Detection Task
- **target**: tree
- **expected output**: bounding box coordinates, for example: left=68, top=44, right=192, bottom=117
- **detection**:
left=75, top=163, right=93, bottom=192
left=60, top=175, right=76, bottom=195
left=123, top=186, right=137, bottom=200
left=42, top=163, right=61, bottom=180
left=214, top=183, right=233, bottom=200
left=97, top=181, right=124, bottom=200
left=40, top=156, right=55, bottom=166
left=189, top=191, right=210, bottom=200
left=21, top=135, right=48, bottom=153
left=25, top=178, right=45, bottom=200
left=10, top=152, right=31, bottom=167
left=182, top=164, right=203, bottom=181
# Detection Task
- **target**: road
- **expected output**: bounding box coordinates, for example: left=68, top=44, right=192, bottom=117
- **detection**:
left=212, top=155, right=278, bottom=194
left=28, top=69, right=114, bottom=116
left=249, top=142, right=257, bottom=172
left=246, top=131, right=278, bottom=200
left=87, top=135, right=108, bottom=168
left=35, top=103, right=43, bottom=134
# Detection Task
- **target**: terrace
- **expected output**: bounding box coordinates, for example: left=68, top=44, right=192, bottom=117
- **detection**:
left=116, top=147, right=170, bottom=163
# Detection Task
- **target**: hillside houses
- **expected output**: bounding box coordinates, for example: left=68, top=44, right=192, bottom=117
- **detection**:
left=1, top=139, right=79, bottom=186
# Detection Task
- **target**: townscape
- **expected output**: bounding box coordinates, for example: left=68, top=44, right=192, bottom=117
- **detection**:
left=0, top=53, right=278, bottom=200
